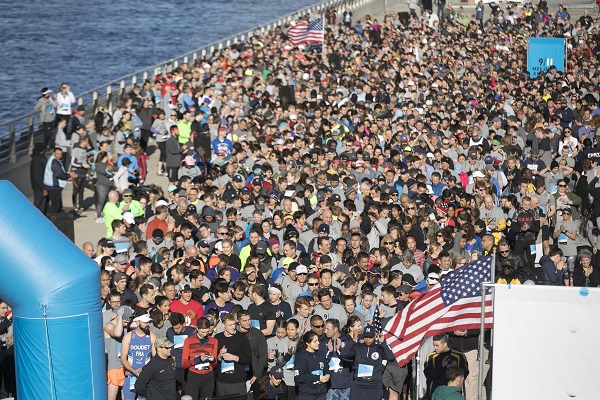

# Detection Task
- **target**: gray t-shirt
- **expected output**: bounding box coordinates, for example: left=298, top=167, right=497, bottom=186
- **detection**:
left=313, top=303, right=348, bottom=328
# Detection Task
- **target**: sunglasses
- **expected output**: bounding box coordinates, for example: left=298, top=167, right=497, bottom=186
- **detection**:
left=123, top=194, right=132, bottom=197
left=308, top=283, right=319, bottom=286
left=408, top=207, right=416, bottom=210
left=297, top=273, right=308, bottom=276
left=558, top=184, right=567, bottom=187
left=500, top=250, right=510, bottom=254
left=312, top=325, right=324, bottom=328
left=383, top=241, right=393, bottom=245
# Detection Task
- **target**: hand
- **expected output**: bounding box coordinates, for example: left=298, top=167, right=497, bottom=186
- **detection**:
left=202, top=293, right=211, bottom=303
left=453, top=330, right=467, bottom=337
left=43, top=189, right=48, bottom=197
left=249, top=376, right=257, bottom=385
left=134, top=368, right=143, bottom=377
left=115, top=306, right=126, bottom=317
left=82, top=163, right=90, bottom=169
left=319, top=374, right=330, bottom=383
left=594, top=248, right=597, bottom=254
left=327, top=340, right=333, bottom=353
left=222, top=352, right=237, bottom=362
left=220, top=347, right=227, bottom=356
left=521, top=223, right=529, bottom=231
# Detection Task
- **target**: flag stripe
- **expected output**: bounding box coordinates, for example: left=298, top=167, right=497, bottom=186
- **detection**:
left=287, top=19, right=324, bottom=45
left=383, top=256, right=495, bottom=367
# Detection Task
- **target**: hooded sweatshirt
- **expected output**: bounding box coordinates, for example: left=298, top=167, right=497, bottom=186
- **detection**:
left=432, top=385, right=465, bottom=400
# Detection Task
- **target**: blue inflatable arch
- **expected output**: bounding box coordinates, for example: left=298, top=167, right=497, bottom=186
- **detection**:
left=0, top=181, right=106, bottom=399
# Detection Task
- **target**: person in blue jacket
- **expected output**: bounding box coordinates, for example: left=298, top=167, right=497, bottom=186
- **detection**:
left=339, top=325, right=396, bottom=400
left=294, top=331, right=331, bottom=400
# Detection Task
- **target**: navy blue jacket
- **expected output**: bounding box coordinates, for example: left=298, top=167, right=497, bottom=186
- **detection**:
left=294, top=349, right=330, bottom=396
left=340, top=339, right=395, bottom=384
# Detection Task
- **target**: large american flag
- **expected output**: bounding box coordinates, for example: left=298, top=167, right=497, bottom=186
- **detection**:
left=287, top=18, right=324, bottom=45
left=383, top=256, right=494, bottom=367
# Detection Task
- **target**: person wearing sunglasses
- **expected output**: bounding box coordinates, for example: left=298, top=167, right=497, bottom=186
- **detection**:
left=494, top=238, right=531, bottom=279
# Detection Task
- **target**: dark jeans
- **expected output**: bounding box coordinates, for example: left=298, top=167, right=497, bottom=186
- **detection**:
left=46, top=188, right=63, bottom=214
left=216, top=380, right=246, bottom=396
left=40, top=121, right=54, bottom=150
left=186, top=371, right=215, bottom=400
left=514, top=239, right=535, bottom=268
left=72, top=175, right=86, bottom=209
left=95, top=183, right=112, bottom=218
left=140, top=129, right=151, bottom=151
left=33, top=187, right=47, bottom=213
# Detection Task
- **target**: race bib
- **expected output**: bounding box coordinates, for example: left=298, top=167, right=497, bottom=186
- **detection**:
left=329, top=357, right=343, bottom=373
left=251, top=319, right=261, bottom=329
left=286, top=356, right=295, bottom=369
left=221, top=360, right=235, bottom=373
left=357, top=364, right=374, bottom=379
left=530, top=244, right=537, bottom=254
left=173, top=335, right=186, bottom=349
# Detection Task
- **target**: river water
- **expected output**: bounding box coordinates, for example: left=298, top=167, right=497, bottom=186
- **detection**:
left=0, top=0, right=321, bottom=124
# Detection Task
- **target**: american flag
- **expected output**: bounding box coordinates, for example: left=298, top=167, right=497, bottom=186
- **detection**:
left=287, top=18, right=324, bottom=45
left=383, top=256, right=494, bottom=367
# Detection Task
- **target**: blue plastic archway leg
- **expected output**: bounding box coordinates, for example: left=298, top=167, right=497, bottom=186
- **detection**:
left=0, top=181, right=106, bottom=400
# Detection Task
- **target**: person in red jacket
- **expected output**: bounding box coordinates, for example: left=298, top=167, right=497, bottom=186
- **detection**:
left=181, top=317, right=219, bottom=399
left=170, top=285, right=204, bottom=327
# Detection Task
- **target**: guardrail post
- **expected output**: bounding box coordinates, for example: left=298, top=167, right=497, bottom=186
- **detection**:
left=92, top=91, right=99, bottom=115
left=143, top=71, right=148, bottom=81
left=119, top=80, right=126, bottom=98
left=9, top=124, right=16, bottom=163
left=106, top=86, right=113, bottom=114
left=27, top=117, right=35, bottom=155
left=132, top=75, right=137, bottom=86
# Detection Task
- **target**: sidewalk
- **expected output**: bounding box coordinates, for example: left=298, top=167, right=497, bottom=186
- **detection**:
left=62, top=141, right=169, bottom=248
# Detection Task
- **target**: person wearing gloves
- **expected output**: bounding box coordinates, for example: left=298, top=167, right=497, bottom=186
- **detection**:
left=134, top=336, right=177, bottom=400
left=181, top=317, right=219, bottom=399
left=294, top=331, right=331, bottom=400
left=339, top=325, right=396, bottom=400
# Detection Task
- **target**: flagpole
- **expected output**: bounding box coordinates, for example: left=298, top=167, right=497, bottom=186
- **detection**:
left=477, top=252, right=495, bottom=400
left=321, top=14, right=327, bottom=63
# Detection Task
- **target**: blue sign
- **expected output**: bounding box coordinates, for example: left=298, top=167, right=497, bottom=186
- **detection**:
left=527, top=38, right=565, bottom=78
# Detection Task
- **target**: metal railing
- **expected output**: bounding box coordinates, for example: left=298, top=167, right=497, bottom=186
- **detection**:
left=0, top=0, right=377, bottom=167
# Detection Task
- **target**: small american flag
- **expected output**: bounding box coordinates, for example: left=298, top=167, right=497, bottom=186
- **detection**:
left=383, top=256, right=494, bottom=367
left=287, top=18, right=324, bottom=45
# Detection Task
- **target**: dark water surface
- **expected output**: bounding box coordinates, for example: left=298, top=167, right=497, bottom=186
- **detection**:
left=0, top=0, right=321, bottom=124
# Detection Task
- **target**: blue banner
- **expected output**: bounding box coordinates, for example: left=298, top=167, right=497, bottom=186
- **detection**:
left=527, top=38, right=565, bottom=78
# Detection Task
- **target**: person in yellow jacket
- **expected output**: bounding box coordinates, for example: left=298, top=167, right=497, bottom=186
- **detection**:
left=177, top=110, right=194, bottom=145
left=118, top=188, right=144, bottom=217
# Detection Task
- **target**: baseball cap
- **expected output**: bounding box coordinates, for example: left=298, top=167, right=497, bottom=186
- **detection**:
left=155, top=337, right=175, bottom=348
left=103, top=239, right=116, bottom=248
left=368, top=266, right=381, bottom=275
left=318, top=224, right=330, bottom=234
left=152, top=229, right=164, bottom=239
left=241, top=187, right=251, bottom=195
left=122, top=212, right=135, bottom=224
left=114, top=253, right=129, bottom=264
left=427, top=273, right=440, bottom=285
left=472, top=171, right=485, bottom=178
left=256, top=241, right=268, bottom=255
left=133, top=314, right=152, bottom=323
left=397, top=285, right=412, bottom=295
left=114, top=273, right=127, bottom=282
left=282, top=257, right=295, bottom=267
left=123, top=188, right=133, bottom=196
left=335, top=264, right=350, bottom=277
left=198, top=240, right=210, bottom=248
left=320, top=255, right=332, bottom=264
left=232, top=174, right=244, bottom=183
left=296, top=265, right=308, bottom=274
left=362, top=325, right=376, bottom=338
left=270, top=365, right=284, bottom=379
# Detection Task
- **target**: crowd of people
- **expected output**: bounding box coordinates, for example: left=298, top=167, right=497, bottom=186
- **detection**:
left=11, top=1, right=600, bottom=400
